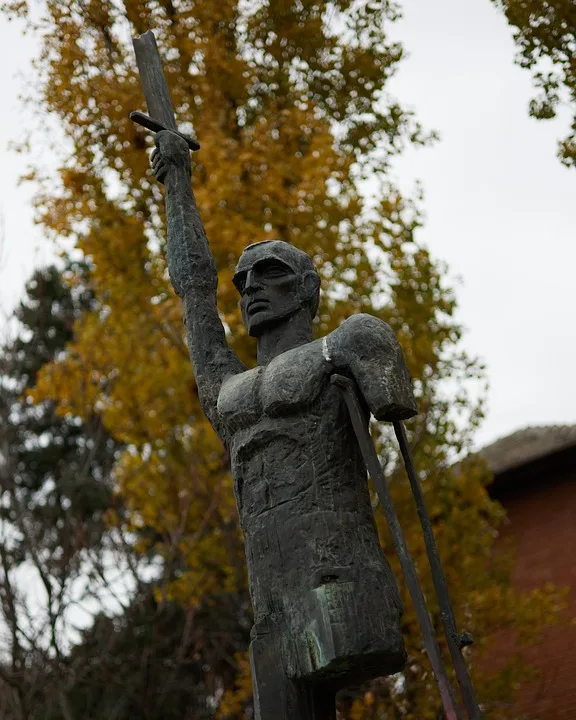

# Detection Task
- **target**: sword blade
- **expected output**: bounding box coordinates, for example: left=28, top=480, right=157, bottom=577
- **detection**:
left=133, top=30, right=178, bottom=132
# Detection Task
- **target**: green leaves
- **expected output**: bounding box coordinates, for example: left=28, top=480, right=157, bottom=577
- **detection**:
left=491, top=0, right=576, bottom=166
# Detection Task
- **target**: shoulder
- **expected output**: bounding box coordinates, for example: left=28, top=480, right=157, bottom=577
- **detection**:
left=326, top=314, right=417, bottom=421
left=327, top=313, right=399, bottom=358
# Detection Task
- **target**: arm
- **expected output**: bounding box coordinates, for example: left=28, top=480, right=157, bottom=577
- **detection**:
left=152, top=131, right=245, bottom=438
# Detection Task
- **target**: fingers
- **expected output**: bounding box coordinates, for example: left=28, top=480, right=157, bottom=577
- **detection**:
left=151, top=148, right=163, bottom=175
left=152, top=161, right=167, bottom=181
left=149, top=147, right=167, bottom=182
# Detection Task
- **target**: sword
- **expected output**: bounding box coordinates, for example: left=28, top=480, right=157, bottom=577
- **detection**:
left=332, top=374, right=483, bottom=720
left=130, top=31, right=200, bottom=151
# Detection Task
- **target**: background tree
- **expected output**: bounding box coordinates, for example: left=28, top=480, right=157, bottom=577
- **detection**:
left=0, top=265, right=252, bottom=720
left=0, top=263, right=131, bottom=718
left=491, top=0, right=576, bottom=166
left=1, top=0, right=565, bottom=717
left=32, top=585, right=252, bottom=720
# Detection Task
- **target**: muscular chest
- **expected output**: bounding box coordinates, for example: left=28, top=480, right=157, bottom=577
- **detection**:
left=217, top=339, right=329, bottom=429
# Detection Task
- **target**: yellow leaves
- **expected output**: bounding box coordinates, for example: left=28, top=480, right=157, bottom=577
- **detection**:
left=217, top=651, right=253, bottom=718
left=1, top=0, right=28, bottom=17
left=112, top=417, right=245, bottom=608
left=513, top=584, right=569, bottom=645
left=31, top=288, right=195, bottom=444
left=346, top=691, right=378, bottom=720
left=490, top=0, right=576, bottom=167
left=30, top=313, right=109, bottom=420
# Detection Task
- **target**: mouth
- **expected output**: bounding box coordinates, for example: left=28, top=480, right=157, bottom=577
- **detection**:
left=247, top=300, right=270, bottom=316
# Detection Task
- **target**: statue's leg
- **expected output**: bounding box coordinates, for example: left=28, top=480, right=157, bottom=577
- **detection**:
left=250, top=633, right=292, bottom=719
left=250, top=634, right=336, bottom=720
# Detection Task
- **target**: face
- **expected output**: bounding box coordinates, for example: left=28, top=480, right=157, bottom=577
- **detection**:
left=234, top=256, right=303, bottom=337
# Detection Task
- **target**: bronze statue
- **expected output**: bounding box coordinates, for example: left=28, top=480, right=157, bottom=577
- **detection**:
left=132, top=30, right=482, bottom=720
left=150, top=125, right=417, bottom=717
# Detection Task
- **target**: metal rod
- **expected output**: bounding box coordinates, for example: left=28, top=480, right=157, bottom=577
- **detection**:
left=393, top=422, right=483, bottom=720
left=331, top=374, right=462, bottom=720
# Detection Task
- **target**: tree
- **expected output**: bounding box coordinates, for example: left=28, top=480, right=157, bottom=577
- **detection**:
left=0, top=263, right=140, bottom=718
left=491, top=0, right=576, bottom=166
left=0, top=264, right=253, bottom=720
left=2, top=1, right=564, bottom=717
left=31, top=585, right=252, bottom=720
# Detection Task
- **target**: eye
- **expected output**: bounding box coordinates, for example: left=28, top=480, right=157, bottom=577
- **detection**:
left=233, top=273, right=246, bottom=292
left=263, top=263, right=289, bottom=278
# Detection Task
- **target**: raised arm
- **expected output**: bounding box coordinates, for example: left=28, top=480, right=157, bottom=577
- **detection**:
left=151, top=131, right=245, bottom=436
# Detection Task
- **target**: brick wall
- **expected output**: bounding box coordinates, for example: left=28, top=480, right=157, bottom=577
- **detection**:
left=491, top=448, right=576, bottom=719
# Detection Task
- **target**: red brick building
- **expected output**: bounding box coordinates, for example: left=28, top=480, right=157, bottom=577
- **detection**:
left=482, top=425, right=576, bottom=719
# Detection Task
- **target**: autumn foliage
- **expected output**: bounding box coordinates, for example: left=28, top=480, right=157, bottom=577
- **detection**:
left=1, top=0, right=566, bottom=717
left=491, top=0, right=576, bottom=166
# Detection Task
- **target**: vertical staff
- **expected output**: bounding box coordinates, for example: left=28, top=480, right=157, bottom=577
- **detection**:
left=393, top=421, right=482, bottom=720
left=331, top=374, right=462, bottom=720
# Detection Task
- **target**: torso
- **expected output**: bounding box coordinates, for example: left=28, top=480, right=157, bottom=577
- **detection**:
left=217, top=329, right=397, bottom=613
left=218, top=338, right=356, bottom=531
left=215, top=319, right=406, bottom=680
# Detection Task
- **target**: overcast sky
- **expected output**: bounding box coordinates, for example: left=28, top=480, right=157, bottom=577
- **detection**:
left=0, top=0, right=575, bottom=448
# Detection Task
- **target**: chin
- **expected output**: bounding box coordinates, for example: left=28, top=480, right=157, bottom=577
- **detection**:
left=246, top=310, right=289, bottom=337
left=247, top=315, right=275, bottom=337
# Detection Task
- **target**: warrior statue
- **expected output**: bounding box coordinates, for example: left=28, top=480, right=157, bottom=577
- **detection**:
left=150, top=129, right=417, bottom=718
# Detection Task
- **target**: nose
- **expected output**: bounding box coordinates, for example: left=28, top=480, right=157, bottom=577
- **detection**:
left=244, top=269, right=261, bottom=295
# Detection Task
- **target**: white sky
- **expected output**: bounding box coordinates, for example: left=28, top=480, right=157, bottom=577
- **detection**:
left=0, top=0, right=575, bottom=449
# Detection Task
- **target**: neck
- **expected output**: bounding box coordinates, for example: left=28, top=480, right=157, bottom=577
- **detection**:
left=256, top=309, right=313, bottom=365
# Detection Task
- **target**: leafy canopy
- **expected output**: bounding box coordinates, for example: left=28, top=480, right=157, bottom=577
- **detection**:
left=491, top=0, right=576, bottom=166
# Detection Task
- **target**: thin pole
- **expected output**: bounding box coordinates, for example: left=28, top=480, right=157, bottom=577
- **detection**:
left=393, top=421, right=483, bottom=720
left=331, top=375, right=462, bottom=720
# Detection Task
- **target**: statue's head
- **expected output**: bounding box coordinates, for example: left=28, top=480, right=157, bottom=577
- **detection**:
left=233, top=240, right=321, bottom=337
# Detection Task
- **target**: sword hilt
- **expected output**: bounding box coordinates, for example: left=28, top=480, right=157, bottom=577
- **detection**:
left=130, top=111, right=200, bottom=151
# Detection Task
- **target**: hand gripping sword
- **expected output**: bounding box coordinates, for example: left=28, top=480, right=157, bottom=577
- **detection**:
left=130, top=30, right=204, bottom=300
left=331, top=374, right=483, bottom=720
